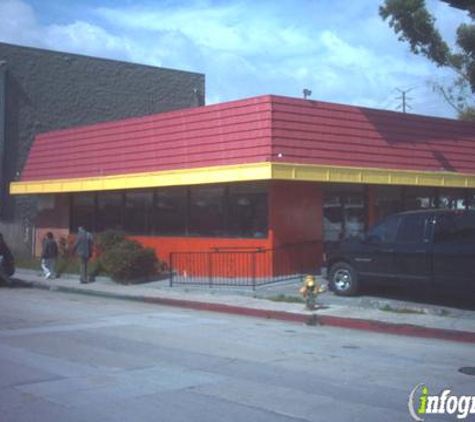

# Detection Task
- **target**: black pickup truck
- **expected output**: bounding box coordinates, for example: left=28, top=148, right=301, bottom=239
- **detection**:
left=323, top=209, right=475, bottom=296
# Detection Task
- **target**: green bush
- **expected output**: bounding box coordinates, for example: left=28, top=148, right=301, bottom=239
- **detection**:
left=99, top=238, right=159, bottom=283
left=94, top=229, right=127, bottom=254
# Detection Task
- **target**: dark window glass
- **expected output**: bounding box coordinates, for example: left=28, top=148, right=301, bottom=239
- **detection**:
left=124, top=190, right=153, bottom=235
left=323, top=186, right=366, bottom=242
left=438, top=189, right=467, bottom=210
left=367, top=215, right=399, bottom=244
left=375, top=185, right=403, bottom=221
left=323, top=196, right=343, bottom=241
left=467, top=190, right=475, bottom=210
left=434, top=214, right=456, bottom=243
left=344, top=195, right=365, bottom=239
left=455, top=212, right=475, bottom=242
left=403, top=187, right=437, bottom=210
left=435, top=212, right=475, bottom=243
left=227, top=183, right=268, bottom=238
left=70, top=193, right=95, bottom=232
left=154, top=187, right=187, bottom=236
left=396, top=214, right=429, bottom=244
left=96, top=192, right=123, bottom=232
left=189, top=186, right=225, bottom=236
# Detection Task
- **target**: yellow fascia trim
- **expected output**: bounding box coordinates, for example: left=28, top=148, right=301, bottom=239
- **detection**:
left=9, top=161, right=475, bottom=195
left=10, top=163, right=273, bottom=195
left=271, top=163, right=475, bottom=188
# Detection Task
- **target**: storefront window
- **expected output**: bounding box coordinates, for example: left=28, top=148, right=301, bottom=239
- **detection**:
left=323, top=185, right=366, bottom=242
left=227, top=183, right=268, bottom=238
left=468, top=190, right=475, bottom=210
left=69, top=183, right=269, bottom=238
left=189, top=186, right=225, bottom=236
left=154, top=187, right=187, bottom=236
left=70, top=193, right=95, bottom=232
left=438, top=188, right=468, bottom=210
left=403, top=186, right=437, bottom=210
left=96, top=192, right=123, bottom=232
left=124, top=190, right=154, bottom=235
left=374, top=186, right=403, bottom=222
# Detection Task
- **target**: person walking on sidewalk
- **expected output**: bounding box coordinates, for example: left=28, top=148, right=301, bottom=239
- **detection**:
left=73, top=226, right=93, bottom=284
left=40, top=232, right=58, bottom=279
left=0, top=233, right=14, bottom=284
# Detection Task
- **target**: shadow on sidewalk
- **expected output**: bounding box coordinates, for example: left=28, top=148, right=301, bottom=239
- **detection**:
left=360, top=284, right=475, bottom=311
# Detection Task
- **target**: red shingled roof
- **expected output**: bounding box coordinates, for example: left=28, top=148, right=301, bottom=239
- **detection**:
left=20, top=95, right=475, bottom=181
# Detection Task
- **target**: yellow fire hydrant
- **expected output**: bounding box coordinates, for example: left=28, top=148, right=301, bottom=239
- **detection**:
left=299, top=274, right=326, bottom=310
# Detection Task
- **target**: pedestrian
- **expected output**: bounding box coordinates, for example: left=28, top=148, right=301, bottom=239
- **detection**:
left=0, top=233, right=14, bottom=284
left=40, top=232, right=58, bottom=279
left=72, top=226, right=93, bottom=284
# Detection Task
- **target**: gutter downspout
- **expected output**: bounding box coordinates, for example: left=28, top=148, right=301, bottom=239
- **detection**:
left=0, top=61, right=7, bottom=218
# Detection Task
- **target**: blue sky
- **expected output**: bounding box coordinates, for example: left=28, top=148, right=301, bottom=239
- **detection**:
left=0, top=0, right=468, bottom=118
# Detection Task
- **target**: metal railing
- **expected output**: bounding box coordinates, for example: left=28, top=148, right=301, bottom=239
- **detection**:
left=169, top=240, right=322, bottom=288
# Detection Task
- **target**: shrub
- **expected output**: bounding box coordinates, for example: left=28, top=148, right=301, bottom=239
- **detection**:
left=99, top=239, right=159, bottom=283
left=94, top=229, right=127, bottom=254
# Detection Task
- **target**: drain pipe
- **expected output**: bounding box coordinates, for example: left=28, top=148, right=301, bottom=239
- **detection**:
left=0, top=61, right=7, bottom=218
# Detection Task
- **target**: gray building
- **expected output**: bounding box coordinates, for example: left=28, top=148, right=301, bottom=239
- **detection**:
left=0, top=42, right=205, bottom=254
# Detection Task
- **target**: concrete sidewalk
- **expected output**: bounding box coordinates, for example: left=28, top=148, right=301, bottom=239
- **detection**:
left=7, top=269, right=475, bottom=343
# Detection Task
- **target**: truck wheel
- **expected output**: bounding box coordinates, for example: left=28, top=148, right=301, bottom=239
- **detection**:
left=329, top=262, right=359, bottom=296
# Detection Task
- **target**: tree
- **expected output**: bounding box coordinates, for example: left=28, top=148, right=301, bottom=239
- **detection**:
left=379, top=0, right=475, bottom=120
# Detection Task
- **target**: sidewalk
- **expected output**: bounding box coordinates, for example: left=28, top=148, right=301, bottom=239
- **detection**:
left=8, top=269, right=475, bottom=343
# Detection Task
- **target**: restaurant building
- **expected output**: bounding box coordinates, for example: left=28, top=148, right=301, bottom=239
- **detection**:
left=10, top=95, right=475, bottom=274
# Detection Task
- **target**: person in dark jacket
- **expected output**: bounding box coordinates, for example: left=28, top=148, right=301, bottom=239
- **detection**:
left=41, top=232, right=58, bottom=279
left=73, top=226, right=93, bottom=283
left=0, top=233, right=14, bottom=284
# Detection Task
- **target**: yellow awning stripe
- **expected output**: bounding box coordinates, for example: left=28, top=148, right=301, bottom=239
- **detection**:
left=10, top=162, right=475, bottom=195
left=271, top=163, right=475, bottom=188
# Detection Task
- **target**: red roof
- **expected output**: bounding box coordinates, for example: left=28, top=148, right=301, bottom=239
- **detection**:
left=20, top=95, right=475, bottom=181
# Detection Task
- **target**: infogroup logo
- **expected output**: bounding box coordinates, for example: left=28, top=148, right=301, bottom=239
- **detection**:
left=408, top=383, right=475, bottom=420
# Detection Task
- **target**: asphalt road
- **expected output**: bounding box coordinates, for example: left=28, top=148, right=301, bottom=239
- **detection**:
left=0, top=287, right=473, bottom=422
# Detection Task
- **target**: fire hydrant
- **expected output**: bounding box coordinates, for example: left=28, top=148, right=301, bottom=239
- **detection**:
left=299, top=274, right=326, bottom=310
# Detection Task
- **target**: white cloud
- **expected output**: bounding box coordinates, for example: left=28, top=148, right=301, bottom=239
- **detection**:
left=0, top=0, right=462, bottom=118
left=93, top=2, right=320, bottom=59
left=45, top=21, right=134, bottom=60
left=0, top=0, right=41, bottom=47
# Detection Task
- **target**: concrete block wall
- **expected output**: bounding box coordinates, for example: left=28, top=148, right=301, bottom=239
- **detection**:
left=0, top=42, right=205, bottom=254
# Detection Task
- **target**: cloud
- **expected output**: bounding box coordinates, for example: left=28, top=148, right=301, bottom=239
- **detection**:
left=0, top=0, right=460, bottom=118
left=45, top=21, right=134, bottom=60
left=94, top=2, right=316, bottom=57
left=0, top=0, right=41, bottom=46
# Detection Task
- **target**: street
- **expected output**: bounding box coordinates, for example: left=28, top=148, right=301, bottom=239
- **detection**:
left=0, top=287, right=473, bottom=421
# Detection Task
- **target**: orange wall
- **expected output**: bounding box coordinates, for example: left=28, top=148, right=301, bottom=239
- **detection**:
left=132, top=236, right=272, bottom=266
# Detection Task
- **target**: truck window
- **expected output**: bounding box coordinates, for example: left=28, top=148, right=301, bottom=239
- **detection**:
left=435, top=212, right=475, bottom=243
left=455, top=213, right=475, bottom=242
left=367, top=215, right=399, bottom=244
left=434, top=214, right=456, bottom=243
left=396, top=214, right=429, bottom=244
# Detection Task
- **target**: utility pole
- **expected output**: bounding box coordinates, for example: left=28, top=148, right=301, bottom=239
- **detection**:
left=396, top=88, right=413, bottom=113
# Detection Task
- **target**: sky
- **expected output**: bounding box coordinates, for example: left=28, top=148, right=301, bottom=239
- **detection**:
left=0, top=0, right=470, bottom=118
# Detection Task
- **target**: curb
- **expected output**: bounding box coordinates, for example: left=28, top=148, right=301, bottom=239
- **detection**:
left=9, top=278, right=475, bottom=344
